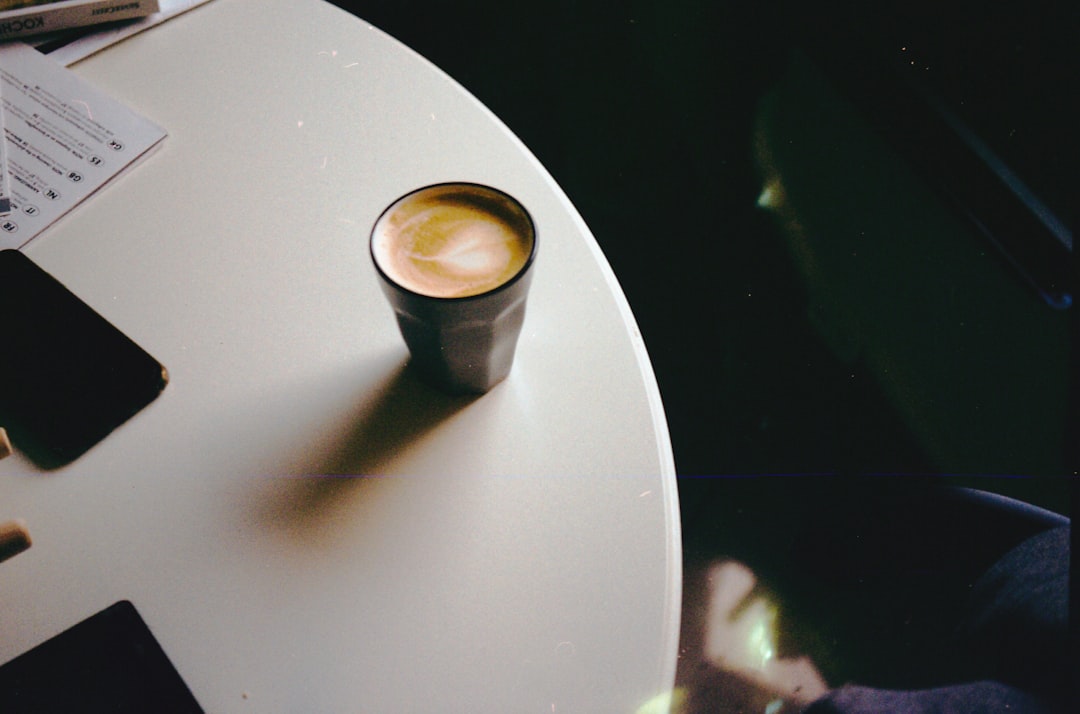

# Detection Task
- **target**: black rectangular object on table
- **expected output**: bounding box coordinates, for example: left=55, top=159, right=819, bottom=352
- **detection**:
left=0, top=600, right=204, bottom=712
left=0, top=249, right=167, bottom=466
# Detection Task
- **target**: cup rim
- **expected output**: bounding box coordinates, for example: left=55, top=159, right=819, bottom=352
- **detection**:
left=370, top=182, right=538, bottom=302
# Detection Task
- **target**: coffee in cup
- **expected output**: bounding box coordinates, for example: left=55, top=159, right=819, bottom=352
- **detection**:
left=371, top=184, right=534, bottom=299
left=371, top=183, right=537, bottom=394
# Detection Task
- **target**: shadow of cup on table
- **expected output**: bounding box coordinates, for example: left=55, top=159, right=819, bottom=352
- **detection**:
left=310, top=357, right=480, bottom=475
left=255, top=357, right=478, bottom=547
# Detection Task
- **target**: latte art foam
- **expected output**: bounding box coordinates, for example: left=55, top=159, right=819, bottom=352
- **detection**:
left=372, top=185, right=534, bottom=298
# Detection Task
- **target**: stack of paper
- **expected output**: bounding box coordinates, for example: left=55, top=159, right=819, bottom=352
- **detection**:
left=0, top=1, right=161, bottom=42
left=33, top=0, right=214, bottom=66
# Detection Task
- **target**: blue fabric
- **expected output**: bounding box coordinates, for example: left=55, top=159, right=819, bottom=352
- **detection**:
left=804, top=681, right=1055, bottom=714
left=961, top=527, right=1070, bottom=702
left=804, top=526, right=1070, bottom=714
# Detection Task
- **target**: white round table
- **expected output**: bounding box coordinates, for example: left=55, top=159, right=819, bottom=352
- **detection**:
left=0, top=1, right=681, bottom=711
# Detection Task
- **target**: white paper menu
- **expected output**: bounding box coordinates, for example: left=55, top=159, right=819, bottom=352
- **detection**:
left=0, top=42, right=166, bottom=249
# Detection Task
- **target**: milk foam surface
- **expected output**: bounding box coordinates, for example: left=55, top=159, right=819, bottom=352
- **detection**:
left=373, top=187, right=534, bottom=298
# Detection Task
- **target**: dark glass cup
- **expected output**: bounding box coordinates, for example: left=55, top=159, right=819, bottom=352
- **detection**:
left=370, top=183, right=537, bottom=394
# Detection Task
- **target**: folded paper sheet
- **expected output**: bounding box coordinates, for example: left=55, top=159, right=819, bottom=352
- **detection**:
left=0, top=42, right=165, bottom=249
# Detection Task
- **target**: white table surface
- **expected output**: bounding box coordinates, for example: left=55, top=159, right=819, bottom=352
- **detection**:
left=0, top=0, right=681, bottom=711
